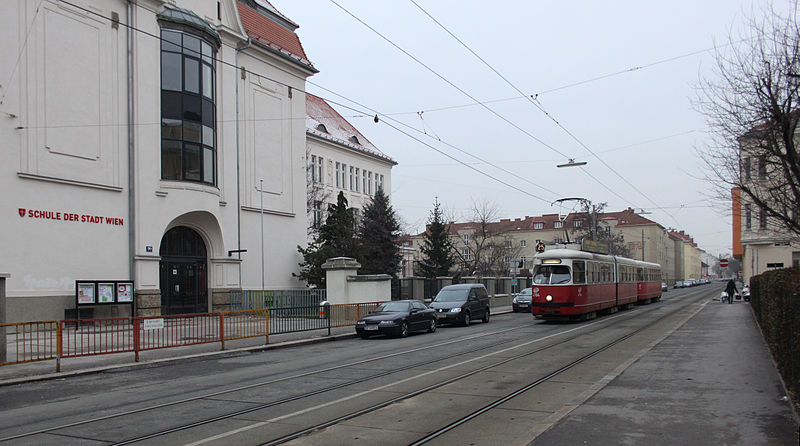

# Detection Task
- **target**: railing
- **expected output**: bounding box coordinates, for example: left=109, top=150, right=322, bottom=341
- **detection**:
left=1, top=301, right=385, bottom=372
left=0, top=321, right=58, bottom=366
left=328, top=302, right=382, bottom=328
left=229, top=289, right=326, bottom=310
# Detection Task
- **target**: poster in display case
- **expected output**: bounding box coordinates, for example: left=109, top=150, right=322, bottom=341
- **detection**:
left=77, top=282, right=96, bottom=304
left=117, top=282, right=134, bottom=303
left=98, top=283, right=115, bottom=303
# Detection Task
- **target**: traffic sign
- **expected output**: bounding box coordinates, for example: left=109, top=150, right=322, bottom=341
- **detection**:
left=719, top=258, right=729, bottom=268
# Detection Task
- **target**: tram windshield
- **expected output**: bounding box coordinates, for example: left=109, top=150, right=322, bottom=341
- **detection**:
left=532, top=265, right=572, bottom=285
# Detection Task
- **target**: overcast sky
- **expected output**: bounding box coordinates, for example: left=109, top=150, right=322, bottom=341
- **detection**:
left=270, top=0, right=792, bottom=257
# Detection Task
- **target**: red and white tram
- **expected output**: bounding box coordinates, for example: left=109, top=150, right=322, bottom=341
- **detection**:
left=530, top=248, right=662, bottom=321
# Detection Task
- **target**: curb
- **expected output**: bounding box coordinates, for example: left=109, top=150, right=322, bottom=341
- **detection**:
left=0, top=332, right=359, bottom=387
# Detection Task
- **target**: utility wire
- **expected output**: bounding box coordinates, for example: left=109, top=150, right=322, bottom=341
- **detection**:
left=309, top=80, right=564, bottom=200
left=328, top=0, right=572, bottom=161
left=344, top=0, right=679, bottom=226
left=46, top=0, right=564, bottom=204
left=0, top=0, right=44, bottom=109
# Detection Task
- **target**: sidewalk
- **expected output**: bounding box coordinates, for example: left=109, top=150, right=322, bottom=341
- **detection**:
left=0, top=306, right=515, bottom=386
left=531, top=298, right=800, bottom=445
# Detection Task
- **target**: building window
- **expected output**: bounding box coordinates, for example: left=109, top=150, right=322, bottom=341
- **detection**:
left=574, top=220, right=583, bottom=228
left=367, top=171, right=372, bottom=195
left=379, top=174, right=384, bottom=191
left=341, top=163, right=347, bottom=189
left=758, top=157, right=767, bottom=179
left=463, top=234, right=469, bottom=245
left=355, top=168, right=360, bottom=193
left=534, top=222, right=543, bottom=230
left=349, top=166, right=354, bottom=191
left=463, top=248, right=471, bottom=261
left=335, top=162, right=341, bottom=188
left=745, top=204, right=752, bottom=230
left=161, top=29, right=216, bottom=185
left=504, top=256, right=511, bottom=263
left=759, top=207, right=767, bottom=229
left=310, top=155, right=317, bottom=183
left=554, top=221, right=563, bottom=229
left=505, top=240, right=512, bottom=248
left=312, top=200, right=323, bottom=228
left=317, top=156, right=324, bottom=184
left=742, top=156, right=751, bottom=181
left=520, top=240, right=527, bottom=247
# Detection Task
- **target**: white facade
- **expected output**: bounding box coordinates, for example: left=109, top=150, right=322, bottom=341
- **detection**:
left=305, top=95, right=395, bottom=230
left=0, top=0, right=316, bottom=321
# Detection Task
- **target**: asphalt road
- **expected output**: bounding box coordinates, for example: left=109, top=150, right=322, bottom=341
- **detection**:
left=0, top=286, right=789, bottom=445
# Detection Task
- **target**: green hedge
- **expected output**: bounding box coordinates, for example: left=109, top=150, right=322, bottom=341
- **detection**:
left=750, top=268, right=800, bottom=409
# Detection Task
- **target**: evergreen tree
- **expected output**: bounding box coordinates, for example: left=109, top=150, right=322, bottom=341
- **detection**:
left=418, top=198, right=455, bottom=278
left=357, top=187, right=402, bottom=277
left=295, top=191, right=359, bottom=287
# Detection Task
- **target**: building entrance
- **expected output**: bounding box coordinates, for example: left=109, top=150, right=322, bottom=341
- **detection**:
left=159, top=226, right=208, bottom=315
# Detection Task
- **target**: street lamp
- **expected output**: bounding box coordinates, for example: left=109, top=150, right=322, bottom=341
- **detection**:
left=556, top=158, right=587, bottom=168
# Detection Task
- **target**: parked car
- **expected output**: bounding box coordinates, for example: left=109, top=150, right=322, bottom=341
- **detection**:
left=512, top=287, right=533, bottom=312
left=429, top=284, right=491, bottom=326
left=355, top=300, right=437, bottom=338
left=661, top=282, right=668, bottom=292
left=742, top=285, right=750, bottom=301
left=674, top=281, right=684, bottom=289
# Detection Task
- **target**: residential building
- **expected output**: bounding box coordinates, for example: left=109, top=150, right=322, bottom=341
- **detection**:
left=736, top=131, right=800, bottom=282
left=407, top=208, right=691, bottom=281
left=0, top=0, right=319, bottom=321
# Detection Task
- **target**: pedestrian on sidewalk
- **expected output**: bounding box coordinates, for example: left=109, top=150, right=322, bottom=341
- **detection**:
left=725, top=279, right=738, bottom=304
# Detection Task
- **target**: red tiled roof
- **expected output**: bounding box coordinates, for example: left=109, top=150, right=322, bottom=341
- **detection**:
left=306, top=95, right=396, bottom=164
left=237, top=2, right=315, bottom=70
left=414, top=209, right=662, bottom=237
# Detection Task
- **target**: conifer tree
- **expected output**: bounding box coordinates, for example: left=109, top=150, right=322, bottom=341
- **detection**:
left=295, top=191, right=359, bottom=287
left=418, top=198, right=455, bottom=278
left=357, top=187, right=402, bottom=277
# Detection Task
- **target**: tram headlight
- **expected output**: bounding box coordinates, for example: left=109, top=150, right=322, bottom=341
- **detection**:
left=545, top=295, right=553, bottom=302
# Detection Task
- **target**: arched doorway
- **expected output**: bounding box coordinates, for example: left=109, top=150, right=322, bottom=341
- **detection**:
left=159, top=226, right=208, bottom=315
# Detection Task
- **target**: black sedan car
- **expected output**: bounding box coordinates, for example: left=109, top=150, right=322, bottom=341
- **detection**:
left=512, top=287, right=532, bottom=312
left=355, top=300, right=437, bottom=338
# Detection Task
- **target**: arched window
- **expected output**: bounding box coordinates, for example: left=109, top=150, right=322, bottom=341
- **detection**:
left=160, top=15, right=218, bottom=185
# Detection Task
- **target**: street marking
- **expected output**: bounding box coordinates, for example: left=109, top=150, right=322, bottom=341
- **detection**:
left=183, top=318, right=615, bottom=445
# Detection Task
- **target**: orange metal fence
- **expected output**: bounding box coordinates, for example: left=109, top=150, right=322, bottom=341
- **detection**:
left=0, top=321, right=58, bottom=366
left=1, top=302, right=384, bottom=372
left=221, top=309, right=270, bottom=348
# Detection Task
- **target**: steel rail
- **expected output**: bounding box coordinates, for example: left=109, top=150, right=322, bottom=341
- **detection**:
left=261, top=294, right=703, bottom=446
left=0, top=322, right=533, bottom=443
left=1, top=288, right=711, bottom=444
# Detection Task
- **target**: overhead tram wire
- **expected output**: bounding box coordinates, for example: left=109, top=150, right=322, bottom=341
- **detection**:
left=337, top=0, right=677, bottom=225
left=407, top=0, right=685, bottom=225
left=308, top=79, right=565, bottom=199
left=327, top=0, right=573, bottom=161
left=53, top=0, right=562, bottom=204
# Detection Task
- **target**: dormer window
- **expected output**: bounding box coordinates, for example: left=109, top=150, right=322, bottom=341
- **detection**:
left=349, top=135, right=360, bottom=144
left=316, top=124, right=328, bottom=133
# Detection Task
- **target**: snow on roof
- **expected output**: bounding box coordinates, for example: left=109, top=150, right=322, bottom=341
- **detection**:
left=306, top=95, right=396, bottom=164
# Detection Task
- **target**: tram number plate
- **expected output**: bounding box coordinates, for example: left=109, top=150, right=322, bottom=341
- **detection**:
left=365, top=325, right=378, bottom=331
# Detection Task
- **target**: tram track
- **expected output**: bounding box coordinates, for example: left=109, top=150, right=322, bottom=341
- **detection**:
left=140, top=293, right=704, bottom=445
left=0, top=290, right=712, bottom=445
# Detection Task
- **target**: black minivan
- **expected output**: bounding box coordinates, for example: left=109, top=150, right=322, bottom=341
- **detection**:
left=429, top=284, right=490, bottom=326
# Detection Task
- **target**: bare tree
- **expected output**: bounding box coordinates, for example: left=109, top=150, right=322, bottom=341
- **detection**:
left=572, top=202, right=633, bottom=257
left=695, top=2, right=800, bottom=239
left=451, top=200, right=521, bottom=276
